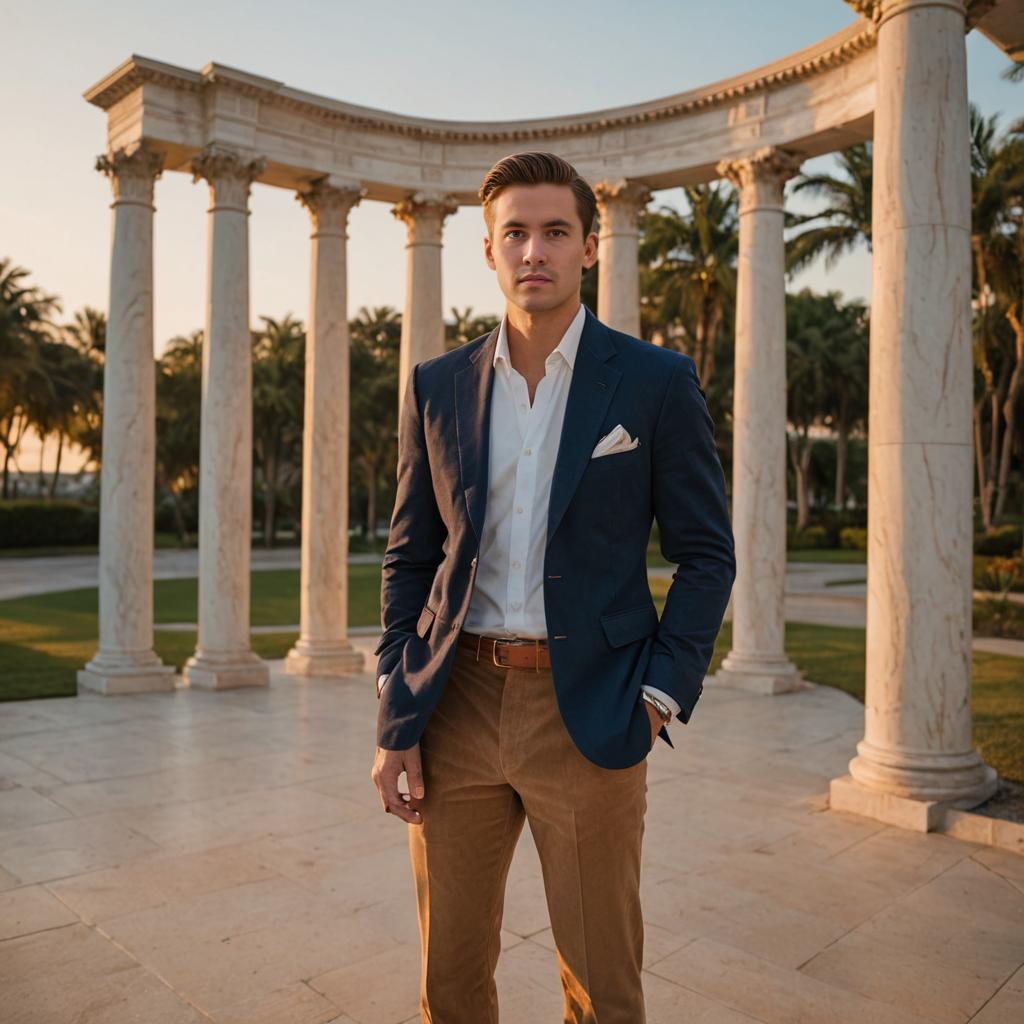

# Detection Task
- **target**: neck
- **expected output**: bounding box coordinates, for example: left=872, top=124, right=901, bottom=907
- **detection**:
left=505, top=295, right=582, bottom=365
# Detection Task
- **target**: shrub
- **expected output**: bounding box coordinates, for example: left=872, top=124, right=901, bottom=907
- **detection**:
left=787, top=525, right=830, bottom=549
left=0, top=501, right=99, bottom=548
left=974, top=524, right=1023, bottom=557
left=839, top=527, right=868, bottom=550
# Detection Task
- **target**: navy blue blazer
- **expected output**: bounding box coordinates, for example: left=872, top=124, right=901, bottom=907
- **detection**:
left=374, top=304, right=736, bottom=770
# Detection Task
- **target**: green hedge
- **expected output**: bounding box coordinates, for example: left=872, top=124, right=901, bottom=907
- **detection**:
left=0, top=501, right=98, bottom=548
left=974, top=524, right=1023, bottom=557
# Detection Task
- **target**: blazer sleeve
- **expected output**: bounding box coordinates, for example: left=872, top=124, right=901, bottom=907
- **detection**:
left=643, top=355, right=736, bottom=723
left=373, top=362, right=448, bottom=686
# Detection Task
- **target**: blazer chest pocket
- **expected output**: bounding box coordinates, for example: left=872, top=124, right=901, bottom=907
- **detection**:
left=416, top=604, right=437, bottom=640
left=600, top=601, right=659, bottom=648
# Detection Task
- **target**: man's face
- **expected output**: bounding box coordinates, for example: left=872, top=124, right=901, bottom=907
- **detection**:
left=483, top=183, right=598, bottom=314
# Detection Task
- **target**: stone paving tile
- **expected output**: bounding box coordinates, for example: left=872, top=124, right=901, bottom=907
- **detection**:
left=0, top=783, right=73, bottom=831
left=46, top=840, right=281, bottom=923
left=800, top=926, right=1008, bottom=1024
left=0, top=923, right=208, bottom=1023
left=0, top=811, right=160, bottom=883
left=833, top=857, right=1024, bottom=981
left=649, top=935, right=940, bottom=1024
left=969, top=964, right=1024, bottom=1024
left=0, top=882, right=80, bottom=940
left=208, top=980, right=342, bottom=1024
left=309, top=941, right=424, bottom=1023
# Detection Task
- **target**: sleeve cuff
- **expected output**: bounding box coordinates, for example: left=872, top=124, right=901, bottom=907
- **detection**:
left=641, top=684, right=681, bottom=717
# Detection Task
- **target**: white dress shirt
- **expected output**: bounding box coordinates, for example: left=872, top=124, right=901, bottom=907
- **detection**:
left=378, top=302, right=680, bottom=717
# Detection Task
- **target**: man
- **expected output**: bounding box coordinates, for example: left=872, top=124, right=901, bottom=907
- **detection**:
left=370, top=151, right=735, bottom=1023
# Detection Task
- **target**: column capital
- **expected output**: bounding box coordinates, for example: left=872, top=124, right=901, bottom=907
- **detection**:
left=391, top=192, right=459, bottom=246
left=95, top=146, right=164, bottom=207
left=593, top=178, right=653, bottom=214
left=191, top=146, right=266, bottom=213
left=844, top=0, right=981, bottom=27
left=297, top=180, right=365, bottom=237
left=716, top=146, right=804, bottom=214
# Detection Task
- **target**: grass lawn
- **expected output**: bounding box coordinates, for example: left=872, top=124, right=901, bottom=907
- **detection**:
left=1, top=566, right=1020, bottom=785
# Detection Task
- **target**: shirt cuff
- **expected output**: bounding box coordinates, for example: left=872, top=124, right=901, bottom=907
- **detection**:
left=376, top=672, right=390, bottom=699
left=641, top=684, right=681, bottom=717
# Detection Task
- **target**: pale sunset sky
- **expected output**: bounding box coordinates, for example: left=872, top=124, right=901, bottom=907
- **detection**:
left=4, top=0, right=1021, bottom=471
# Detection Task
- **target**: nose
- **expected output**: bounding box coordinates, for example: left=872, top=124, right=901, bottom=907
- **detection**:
left=522, top=236, right=547, bottom=265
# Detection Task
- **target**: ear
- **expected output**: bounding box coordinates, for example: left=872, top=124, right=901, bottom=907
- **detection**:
left=581, top=229, right=599, bottom=270
left=483, top=233, right=496, bottom=271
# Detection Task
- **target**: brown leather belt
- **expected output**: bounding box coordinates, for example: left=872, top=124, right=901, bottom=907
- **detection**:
left=458, top=629, right=552, bottom=670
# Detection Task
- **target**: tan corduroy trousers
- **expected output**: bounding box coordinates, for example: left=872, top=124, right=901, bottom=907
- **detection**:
left=407, top=632, right=650, bottom=1023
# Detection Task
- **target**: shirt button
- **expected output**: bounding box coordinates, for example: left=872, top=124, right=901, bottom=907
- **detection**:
left=516, top=506, right=523, bottom=514
left=524, top=448, right=532, bottom=455
left=512, top=560, right=520, bottom=569
left=512, top=602, right=521, bottom=610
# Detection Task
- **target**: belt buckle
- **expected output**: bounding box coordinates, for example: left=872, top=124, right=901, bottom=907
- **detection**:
left=491, top=639, right=509, bottom=668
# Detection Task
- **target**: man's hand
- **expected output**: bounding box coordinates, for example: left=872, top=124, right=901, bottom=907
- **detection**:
left=644, top=701, right=663, bottom=750
left=371, top=743, right=426, bottom=825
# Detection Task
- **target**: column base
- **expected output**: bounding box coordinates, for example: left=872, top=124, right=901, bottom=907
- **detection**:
left=284, top=638, right=366, bottom=677
left=844, top=737, right=999, bottom=807
left=713, top=652, right=810, bottom=695
left=183, top=649, right=269, bottom=690
left=77, top=651, right=176, bottom=695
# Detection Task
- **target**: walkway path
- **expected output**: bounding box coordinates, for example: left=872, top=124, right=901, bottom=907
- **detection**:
left=0, top=635, right=1020, bottom=1022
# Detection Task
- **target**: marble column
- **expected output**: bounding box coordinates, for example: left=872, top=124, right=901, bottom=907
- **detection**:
left=391, top=192, right=458, bottom=418
left=79, top=147, right=175, bottom=695
left=594, top=179, right=652, bottom=337
left=833, top=0, right=996, bottom=816
left=183, top=147, right=269, bottom=690
left=286, top=181, right=366, bottom=677
left=714, top=147, right=805, bottom=696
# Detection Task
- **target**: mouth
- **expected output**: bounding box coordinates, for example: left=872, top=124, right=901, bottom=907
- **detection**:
left=519, top=276, right=552, bottom=284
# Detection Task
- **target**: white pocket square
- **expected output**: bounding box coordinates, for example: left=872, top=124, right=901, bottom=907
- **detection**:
left=590, top=423, right=640, bottom=459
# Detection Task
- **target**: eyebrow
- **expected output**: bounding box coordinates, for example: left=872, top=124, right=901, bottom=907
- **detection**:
left=499, top=218, right=574, bottom=230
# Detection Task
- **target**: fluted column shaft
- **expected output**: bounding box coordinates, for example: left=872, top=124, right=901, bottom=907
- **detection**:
left=184, top=147, right=269, bottom=690
left=79, top=147, right=174, bottom=695
left=286, top=182, right=366, bottom=677
left=843, top=0, right=996, bottom=805
left=594, top=179, right=651, bottom=337
left=714, top=147, right=804, bottom=694
left=391, top=192, right=458, bottom=417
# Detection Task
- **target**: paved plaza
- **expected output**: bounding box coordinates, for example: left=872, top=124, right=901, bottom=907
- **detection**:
left=1, top=633, right=1021, bottom=1023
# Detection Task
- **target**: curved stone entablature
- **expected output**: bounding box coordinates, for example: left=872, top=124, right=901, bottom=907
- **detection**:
left=85, top=21, right=881, bottom=201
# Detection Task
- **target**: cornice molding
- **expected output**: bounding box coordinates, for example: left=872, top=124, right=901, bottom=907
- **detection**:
left=83, top=22, right=876, bottom=144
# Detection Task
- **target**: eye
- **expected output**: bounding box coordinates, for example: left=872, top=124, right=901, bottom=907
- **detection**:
left=549, top=229, right=566, bottom=237
left=505, top=230, right=523, bottom=239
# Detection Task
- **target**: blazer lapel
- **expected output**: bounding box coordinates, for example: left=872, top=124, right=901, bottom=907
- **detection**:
left=454, top=322, right=499, bottom=543
left=452, top=306, right=621, bottom=548
left=546, top=307, right=620, bottom=547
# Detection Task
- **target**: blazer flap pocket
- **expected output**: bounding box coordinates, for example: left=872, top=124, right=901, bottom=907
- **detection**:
left=415, top=604, right=437, bottom=639
left=600, top=601, right=659, bottom=648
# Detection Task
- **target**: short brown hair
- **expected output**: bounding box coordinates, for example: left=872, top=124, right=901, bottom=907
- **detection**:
left=479, top=151, right=597, bottom=239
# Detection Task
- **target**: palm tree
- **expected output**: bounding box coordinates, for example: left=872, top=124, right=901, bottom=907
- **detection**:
left=350, top=305, right=401, bottom=543
left=786, top=289, right=849, bottom=530
left=968, top=103, right=1024, bottom=529
left=784, top=142, right=873, bottom=277
left=156, top=331, right=203, bottom=542
left=0, top=259, right=61, bottom=498
left=447, top=306, right=499, bottom=349
left=251, top=314, right=305, bottom=548
left=638, top=184, right=738, bottom=389
left=64, top=306, right=106, bottom=359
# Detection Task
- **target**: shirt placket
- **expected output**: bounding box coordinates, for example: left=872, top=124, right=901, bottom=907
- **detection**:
left=506, top=368, right=544, bottom=635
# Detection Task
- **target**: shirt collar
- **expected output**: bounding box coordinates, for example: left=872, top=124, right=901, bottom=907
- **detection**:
left=493, top=302, right=586, bottom=375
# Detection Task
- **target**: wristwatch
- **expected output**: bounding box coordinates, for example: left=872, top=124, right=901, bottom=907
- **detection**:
left=640, top=690, right=673, bottom=724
